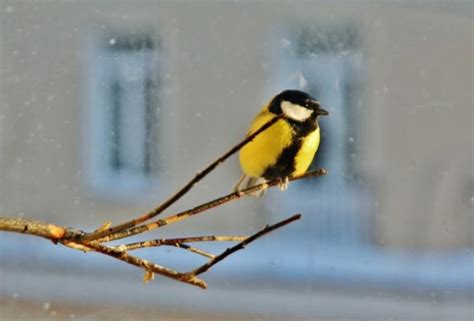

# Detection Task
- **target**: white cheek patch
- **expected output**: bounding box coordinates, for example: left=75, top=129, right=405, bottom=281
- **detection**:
left=281, top=101, right=313, bottom=121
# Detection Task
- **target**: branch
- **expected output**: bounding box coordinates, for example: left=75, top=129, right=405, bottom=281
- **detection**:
left=120, top=235, right=247, bottom=251
left=118, top=235, right=248, bottom=260
left=0, top=213, right=302, bottom=289
left=85, top=242, right=207, bottom=289
left=98, top=168, right=326, bottom=243
left=82, top=114, right=285, bottom=242
left=193, top=214, right=302, bottom=276
left=0, top=217, right=207, bottom=288
left=0, top=214, right=302, bottom=289
left=0, top=217, right=83, bottom=241
left=171, top=243, right=216, bottom=259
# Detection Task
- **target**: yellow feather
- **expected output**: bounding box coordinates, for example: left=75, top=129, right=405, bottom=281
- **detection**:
left=293, top=127, right=320, bottom=176
left=239, top=105, right=321, bottom=179
left=239, top=107, right=293, bottom=177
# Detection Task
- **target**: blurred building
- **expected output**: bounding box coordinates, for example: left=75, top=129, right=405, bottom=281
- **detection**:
left=0, top=1, right=472, bottom=320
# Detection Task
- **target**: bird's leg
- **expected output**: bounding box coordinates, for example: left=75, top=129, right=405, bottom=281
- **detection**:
left=278, top=176, right=290, bottom=191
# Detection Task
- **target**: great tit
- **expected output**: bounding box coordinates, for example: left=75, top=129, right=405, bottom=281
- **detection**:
left=234, top=89, right=329, bottom=196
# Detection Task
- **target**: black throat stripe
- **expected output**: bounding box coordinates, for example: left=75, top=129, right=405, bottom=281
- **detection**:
left=262, top=119, right=318, bottom=180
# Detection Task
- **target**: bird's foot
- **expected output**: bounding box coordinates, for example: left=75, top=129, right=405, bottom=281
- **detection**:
left=278, top=177, right=290, bottom=191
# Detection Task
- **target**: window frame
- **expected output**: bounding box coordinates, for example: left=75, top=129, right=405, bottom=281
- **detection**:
left=82, top=31, right=162, bottom=200
left=265, top=23, right=371, bottom=248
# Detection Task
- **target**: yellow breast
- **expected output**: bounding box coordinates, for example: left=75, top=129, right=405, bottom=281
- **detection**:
left=239, top=110, right=292, bottom=177
left=239, top=108, right=321, bottom=178
left=293, top=127, right=320, bottom=176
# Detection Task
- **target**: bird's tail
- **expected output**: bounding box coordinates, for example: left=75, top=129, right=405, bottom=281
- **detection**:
left=233, top=174, right=267, bottom=197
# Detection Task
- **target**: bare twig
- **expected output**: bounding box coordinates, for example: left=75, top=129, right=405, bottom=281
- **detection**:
left=98, top=168, right=326, bottom=243
left=173, top=244, right=216, bottom=259
left=121, top=235, right=247, bottom=251
left=0, top=217, right=83, bottom=241
left=82, top=114, right=285, bottom=242
left=0, top=213, right=302, bottom=289
left=193, top=214, right=302, bottom=276
left=85, top=241, right=207, bottom=289
left=0, top=217, right=207, bottom=287
left=118, top=235, right=249, bottom=259
left=117, top=239, right=218, bottom=259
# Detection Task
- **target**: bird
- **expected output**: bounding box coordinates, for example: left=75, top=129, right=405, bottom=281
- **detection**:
left=234, top=89, right=329, bottom=196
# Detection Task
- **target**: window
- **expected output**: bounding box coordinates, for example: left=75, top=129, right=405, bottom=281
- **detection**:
left=266, top=24, right=370, bottom=247
left=83, top=32, right=161, bottom=199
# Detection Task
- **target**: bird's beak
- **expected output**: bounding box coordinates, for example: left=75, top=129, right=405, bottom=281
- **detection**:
left=316, top=108, right=330, bottom=116
left=308, top=100, right=330, bottom=116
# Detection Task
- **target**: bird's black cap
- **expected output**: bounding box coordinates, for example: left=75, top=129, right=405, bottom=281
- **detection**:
left=269, top=90, right=329, bottom=116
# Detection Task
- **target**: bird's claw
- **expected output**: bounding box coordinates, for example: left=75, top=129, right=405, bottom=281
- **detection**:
left=278, top=177, right=290, bottom=191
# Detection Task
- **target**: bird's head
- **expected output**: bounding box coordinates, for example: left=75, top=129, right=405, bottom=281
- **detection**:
left=269, top=89, right=329, bottom=122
